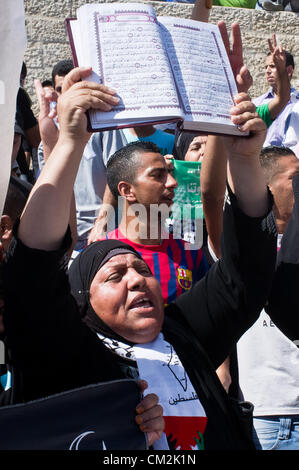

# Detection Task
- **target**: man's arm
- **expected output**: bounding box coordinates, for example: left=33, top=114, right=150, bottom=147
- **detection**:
left=87, top=184, right=118, bottom=244
left=200, top=136, right=227, bottom=259
left=191, top=0, right=211, bottom=22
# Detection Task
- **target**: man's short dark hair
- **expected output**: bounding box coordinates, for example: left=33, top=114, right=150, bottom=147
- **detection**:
left=267, top=50, right=295, bottom=69
left=2, top=176, right=32, bottom=222
left=285, top=51, right=295, bottom=69
left=107, top=141, right=161, bottom=200
left=51, top=59, right=74, bottom=86
left=260, top=145, right=296, bottom=183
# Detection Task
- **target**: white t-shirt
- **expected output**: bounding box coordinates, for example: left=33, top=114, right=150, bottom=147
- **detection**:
left=209, top=236, right=299, bottom=416
left=237, top=310, right=299, bottom=416
left=237, top=235, right=299, bottom=416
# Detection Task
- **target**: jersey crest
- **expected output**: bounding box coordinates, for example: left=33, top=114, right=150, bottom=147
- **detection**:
left=177, top=267, right=193, bottom=290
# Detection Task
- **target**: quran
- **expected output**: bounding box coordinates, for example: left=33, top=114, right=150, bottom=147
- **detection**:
left=66, top=2, right=245, bottom=136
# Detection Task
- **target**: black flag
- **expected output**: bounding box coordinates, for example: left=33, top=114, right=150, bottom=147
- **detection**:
left=0, top=379, right=148, bottom=450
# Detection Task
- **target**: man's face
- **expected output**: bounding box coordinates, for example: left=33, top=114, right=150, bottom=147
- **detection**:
left=89, top=253, right=164, bottom=343
left=265, top=55, right=293, bottom=90
left=265, top=55, right=278, bottom=89
left=269, top=155, right=299, bottom=221
left=128, top=152, right=178, bottom=207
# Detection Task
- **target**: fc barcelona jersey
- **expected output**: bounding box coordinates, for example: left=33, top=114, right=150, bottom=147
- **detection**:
left=104, top=229, right=209, bottom=306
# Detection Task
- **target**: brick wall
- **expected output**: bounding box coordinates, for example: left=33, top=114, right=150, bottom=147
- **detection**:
left=23, top=0, right=299, bottom=115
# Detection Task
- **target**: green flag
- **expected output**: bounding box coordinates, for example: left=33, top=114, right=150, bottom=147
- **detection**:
left=172, top=160, right=203, bottom=220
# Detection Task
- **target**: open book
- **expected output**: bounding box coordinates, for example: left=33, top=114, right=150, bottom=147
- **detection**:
left=66, top=2, right=245, bottom=136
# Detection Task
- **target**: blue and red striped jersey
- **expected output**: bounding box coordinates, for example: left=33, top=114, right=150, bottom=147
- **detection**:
left=103, top=228, right=209, bottom=306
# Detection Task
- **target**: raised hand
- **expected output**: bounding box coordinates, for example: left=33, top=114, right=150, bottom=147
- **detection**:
left=218, top=21, right=253, bottom=94
left=226, top=92, right=266, bottom=159
left=268, top=33, right=286, bottom=74
left=34, top=78, right=59, bottom=153
left=224, top=93, right=269, bottom=218
left=57, top=66, right=120, bottom=144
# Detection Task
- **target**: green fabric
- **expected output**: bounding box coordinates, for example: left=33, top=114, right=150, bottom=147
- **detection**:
left=256, top=103, right=273, bottom=128
left=213, top=0, right=257, bottom=7
left=172, top=160, right=203, bottom=220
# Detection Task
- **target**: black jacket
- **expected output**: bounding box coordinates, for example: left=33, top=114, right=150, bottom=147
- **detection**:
left=3, top=190, right=277, bottom=449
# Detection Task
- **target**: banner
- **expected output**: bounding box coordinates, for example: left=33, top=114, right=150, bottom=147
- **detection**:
left=171, top=160, right=203, bottom=221
left=0, top=379, right=147, bottom=450
left=0, top=0, right=27, bottom=216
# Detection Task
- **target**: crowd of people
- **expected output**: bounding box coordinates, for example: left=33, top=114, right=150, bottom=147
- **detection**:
left=1, top=0, right=299, bottom=452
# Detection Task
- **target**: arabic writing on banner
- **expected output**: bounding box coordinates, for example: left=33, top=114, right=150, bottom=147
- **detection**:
left=171, top=159, right=203, bottom=221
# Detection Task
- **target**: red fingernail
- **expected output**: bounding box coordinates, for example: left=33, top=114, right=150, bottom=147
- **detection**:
left=136, top=415, right=143, bottom=425
left=136, top=406, right=144, bottom=414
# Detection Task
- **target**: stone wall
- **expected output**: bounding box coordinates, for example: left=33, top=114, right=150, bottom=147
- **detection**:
left=23, top=0, right=299, bottom=115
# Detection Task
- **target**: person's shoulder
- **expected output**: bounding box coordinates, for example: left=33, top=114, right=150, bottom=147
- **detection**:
left=102, top=228, right=118, bottom=241
left=166, top=234, right=202, bottom=252
left=288, top=100, right=299, bottom=117
left=253, top=89, right=273, bottom=105
left=91, top=129, right=127, bottom=148
left=290, top=88, right=299, bottom=103
left=89, top=132, right=104, bottom=148
left=105, top=228, right=135, bottom=245
left=155, top=128, right=175, bottom=141
left=103, top=128, right=129, bottom=144
left=290, top=87, right=299, bottom=96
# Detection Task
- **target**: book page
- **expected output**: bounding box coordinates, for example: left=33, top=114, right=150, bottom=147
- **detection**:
left=76, top=3, right=182, bottom=128
left=158, top=17, right=238, bottom=128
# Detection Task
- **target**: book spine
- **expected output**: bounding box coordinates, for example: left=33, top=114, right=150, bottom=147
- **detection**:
left=65, top=18, right=78, bottom=67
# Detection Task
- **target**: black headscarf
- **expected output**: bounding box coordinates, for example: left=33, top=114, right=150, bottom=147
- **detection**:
left=68, top=239, right=144, bottom=341
left=173, top=131, right=197, bottom=160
